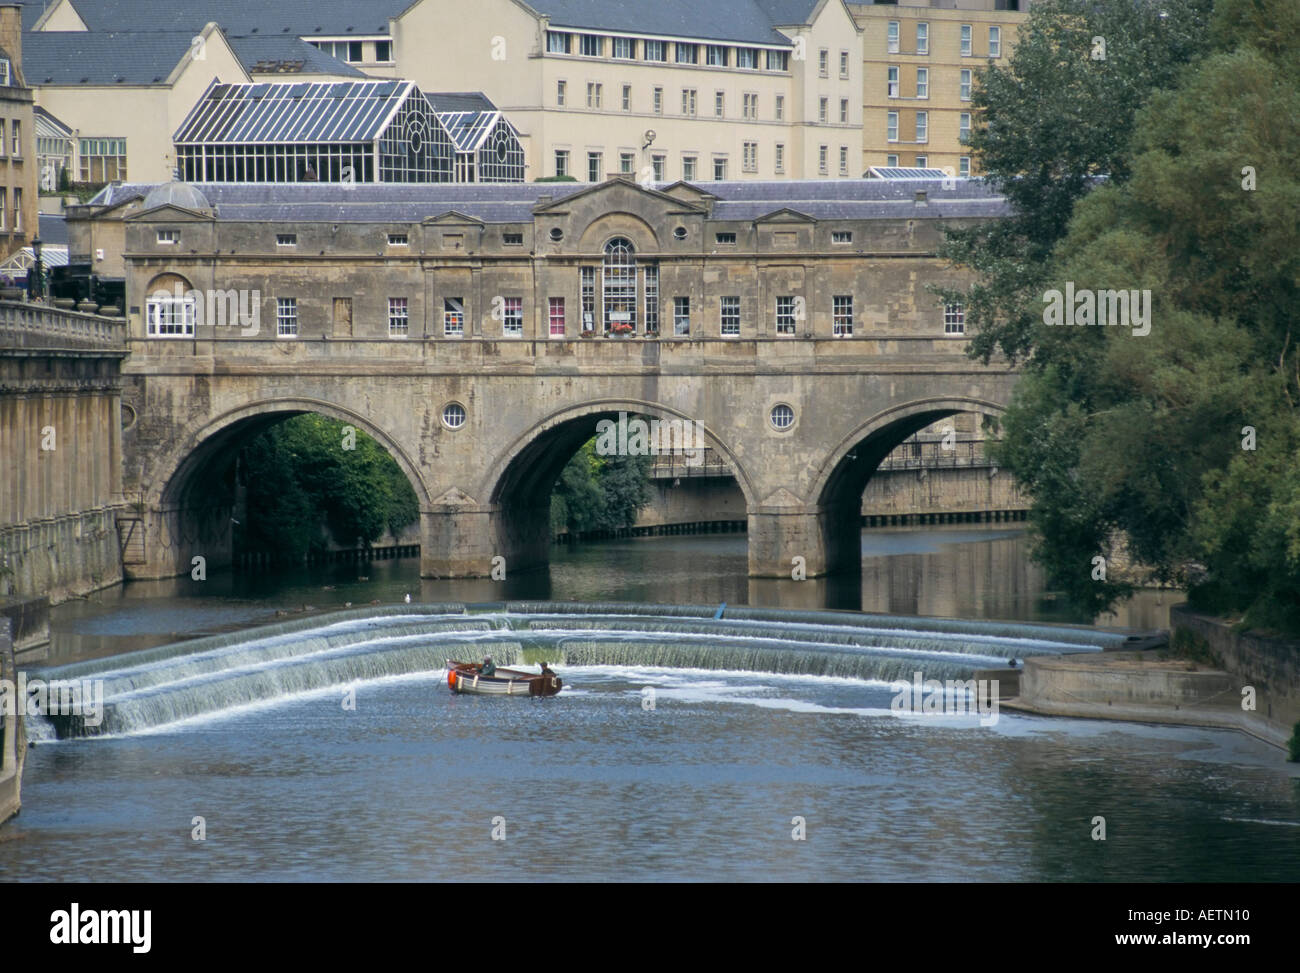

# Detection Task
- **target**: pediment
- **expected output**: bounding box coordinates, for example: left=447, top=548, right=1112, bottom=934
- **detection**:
left=126, top=203, right=213, bottom=222
left=532, top=178, right=706, bottom=216
left=423, top=210, right=485, bottom=227
left=753, top=208, right=816, bottom=225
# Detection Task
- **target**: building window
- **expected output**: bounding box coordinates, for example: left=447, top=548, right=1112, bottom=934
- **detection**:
left=743, top=93, right=758, bottom=119
left=156, top=229, right=180, bottom=245
left=387, top=297, right=409, bottom=337
left=886, top=154, right=898, bottom=167
left=917, top=68, right=928, bottom=99
left=916, top=23, right=929, bottom=55
left=619, top=152, right=635, bottom=174
left=819, top=97, right=828, bottom=123
left=707, top=44, right=728, bottom=66
left=277, top=297, right=299, bottom=338
left=818, top=48, right=829, bottom=77
left=652, top=154, right=666, bottom=181
left=442, top=403, right=466, bottom=429
left=887, top=21, right=899, bottom=54
left=818, top=145, right=828, bottom=174
left=10, top=120, right=19, bottom=157
left=715, top=90, right=725, bottom=118
left=557, top=80, right=566, bottom=106
left=743, top=142, right=757, bottom=173
left=840, top=50, right=850, bottom=79
left=588, top=152, right=602, bottom=182
left=887, top=112, right=899, bottom=142
left=0, top=58, right=8, bottom=86
left=78, top=137, right=127, bottom=182
left=959, top=156, right=971, bottom=177
left=831, top=230, right=852, bottom=244
left=961, top=25, right=972, bottom=57
left=579, top=34, right=601, bottom=57
left=887, top=66, right=899, bottom=98
left=766, top=50, right=788, bottom=71
left=944, top=303, right=965, bottom=334
left=387, top=232, right=408, bottom=246
left=715, top=232, right=737, bottom=245
left=502, top=297, right=523, bottom=337
left=989, top=27, right=1002, bottom=58
left=840, top=98, right=849, bottom=123
left=915, top=155, right=927, bottom=168
left=960, top=69, right=972, bottom=101
left=548, top=297, right=566, bottom=338
left=775, top=94, right=785, bottom=120
left=775, top=296, right=797, bottom=336
left=1, top=190, right=7, bottom=230
left=587, top=82, right=602, bottom=108
left=682, top=89, right=697, bottom=116
left=602, top=238, right=637, bottom=333
left=653, top=86, right=663, bottom=114
left=613, top=37, right=635, bottom=59
left=713, top=155, right=727, bottom=180
left=503, top=232, right=524, bottom=245
left=959, top=112, right=972, bottom=143
left=375, top=40, right=393, bottom=62
left=644, top=40, right=666, bottom=62
left=622, top=84, right=631, bottom=111
left=916, top=112, right=928, bottom=142
left=720, top=296, right=741, bottom=337
left=683, top=155, right=697, bottom=181
left=774, top=143, right=785, bottom=173
left=580, top=267, right=596, bottom=331
left=443, top=298, right=464, bottom=337
left=839, top=145, right=848, bottom=175
left=673, top=296, right=690, bottom=336
left=770, top=404, right=795, bottom=429
left=737, top=48, right=757, bottom=69
left=833, top=295, right=854, bottom=337
left=644, top=264, right=659, bottom=333
left=676, top=42, right=698, bottom=65
left=276, top=233, right=297, bottom=246
left=146, top=291, right=196, bottom=337
left=547, top=31, right=570, bottom=54
left=555, top=149, right=569, bottom=177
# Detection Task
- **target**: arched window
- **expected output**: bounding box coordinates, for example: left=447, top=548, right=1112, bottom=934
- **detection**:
left=144, top=272, right=196, bottom=338
left=602, top=237, right=637, bottom=333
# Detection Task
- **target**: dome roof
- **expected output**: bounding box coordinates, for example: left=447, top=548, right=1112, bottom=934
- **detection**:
left=143, top=182, right=211, bottom=213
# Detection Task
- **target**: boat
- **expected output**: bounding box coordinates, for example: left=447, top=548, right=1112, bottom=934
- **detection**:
left=446, top=660, right=563, bottom=697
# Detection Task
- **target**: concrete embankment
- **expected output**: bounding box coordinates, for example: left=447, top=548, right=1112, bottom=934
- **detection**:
left=1003, top=615, right=1297, bottom=752
left=0, top=618, right=26, bottom=827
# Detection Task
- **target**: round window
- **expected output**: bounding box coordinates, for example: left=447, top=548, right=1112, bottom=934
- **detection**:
left=442, top=403, right=467, bottom=429
left=770, top=404, right=795, bottom=430
left=673, top=226, right=687, bottom=241
left=549, top=227, right=564, bottom=241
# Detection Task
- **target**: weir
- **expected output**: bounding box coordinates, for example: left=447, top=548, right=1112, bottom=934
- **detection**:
left=28, top=602, right=1129, bottom=740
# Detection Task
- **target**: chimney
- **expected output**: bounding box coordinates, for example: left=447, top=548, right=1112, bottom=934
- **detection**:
left=0, top=4, right=20, bottom=79
left=913, top=189, right=928, bottom=207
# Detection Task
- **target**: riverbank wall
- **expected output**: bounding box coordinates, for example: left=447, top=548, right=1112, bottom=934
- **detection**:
left=0, top=618, right=25, bottom=828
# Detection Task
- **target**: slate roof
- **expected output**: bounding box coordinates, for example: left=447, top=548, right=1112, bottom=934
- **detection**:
left=38, top=213, right=70, bottom=246
left=537, top=0, right=798, bottom=45
left=24, top=30, right=198, bottom=84
left=95, top=178, right=1007, bottom=224
left=230, top=35, right=366, bottom=78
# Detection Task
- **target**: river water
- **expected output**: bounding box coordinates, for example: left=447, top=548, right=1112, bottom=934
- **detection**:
left=4, top=527, right=1297, bottom=882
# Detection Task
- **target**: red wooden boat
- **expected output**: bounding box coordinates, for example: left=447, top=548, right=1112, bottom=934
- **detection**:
left=446, top=660, right=563, bottom=697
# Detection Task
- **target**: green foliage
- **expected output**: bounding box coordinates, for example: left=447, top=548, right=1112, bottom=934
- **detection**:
left=1289, top=723, right=1300, bottom=763
left=550, top=437, right=654, bottom=536
left=933, top=0, right=1214, bottom=365
left=983, top=0, right=1300, bottom=629
left=239, top=415, right=420, bottom=562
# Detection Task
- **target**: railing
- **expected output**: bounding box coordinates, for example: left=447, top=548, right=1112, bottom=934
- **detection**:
left=648, top=448, right=734, bottom=479
left=0, top=300, right=126, bottom=349
left=876, top=438, right=992, bottom=470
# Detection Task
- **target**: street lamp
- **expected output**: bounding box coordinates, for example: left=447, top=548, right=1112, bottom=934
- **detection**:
left=28, top=236, right=42, bottom=302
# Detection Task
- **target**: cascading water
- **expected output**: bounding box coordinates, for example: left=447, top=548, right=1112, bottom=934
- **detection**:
left=27, top=602, right=1126, bottom=739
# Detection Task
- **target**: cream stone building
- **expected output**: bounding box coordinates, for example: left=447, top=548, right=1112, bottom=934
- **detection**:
left=0, top=4, right=37, bottom=259
left=850, top=0, right=1030, bottom=178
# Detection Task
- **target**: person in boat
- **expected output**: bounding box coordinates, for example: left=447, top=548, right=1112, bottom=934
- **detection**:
left=480, top=656, right=496, bottom=677
left=539, top=661, right=554, bottom=677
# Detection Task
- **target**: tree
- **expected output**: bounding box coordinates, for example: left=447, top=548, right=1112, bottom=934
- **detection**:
left=550, top=435, right=654, bottom=536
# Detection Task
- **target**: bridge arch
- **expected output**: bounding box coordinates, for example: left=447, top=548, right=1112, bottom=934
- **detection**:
left=133, top=397, right=429, bottom=580
left=812, top=396, right=1008, bottom=575
left=471, top=398, right=755, bottom=574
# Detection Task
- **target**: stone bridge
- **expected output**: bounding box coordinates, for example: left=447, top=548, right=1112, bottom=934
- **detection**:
left=121, top=333, right=1016, bottom=581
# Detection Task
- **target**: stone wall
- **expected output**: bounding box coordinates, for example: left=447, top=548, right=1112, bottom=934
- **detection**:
left=0, top=619, right=25, bottom=828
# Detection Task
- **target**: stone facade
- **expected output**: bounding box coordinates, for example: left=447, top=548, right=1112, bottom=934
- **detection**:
left=93, top=176, right=1017, bottom=581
